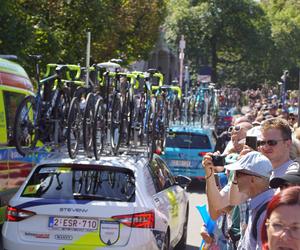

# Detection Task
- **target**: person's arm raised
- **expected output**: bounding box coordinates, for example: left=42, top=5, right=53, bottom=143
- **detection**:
left=203, top=154, right=229, bottom=220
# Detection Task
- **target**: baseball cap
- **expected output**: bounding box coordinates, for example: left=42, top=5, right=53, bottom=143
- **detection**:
left=246, top=126, right=262, bottom=139
left=269, top=161, right=300, bottom=188
left=225, top=151, right=272, bottom=178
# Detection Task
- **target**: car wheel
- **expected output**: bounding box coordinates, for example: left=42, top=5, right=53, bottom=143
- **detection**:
left=161, top=230, right=170, bottom=250
left=174, top=207, right=189, bottom=250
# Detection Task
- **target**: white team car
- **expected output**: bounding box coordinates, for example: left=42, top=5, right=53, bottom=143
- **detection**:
left=2, top=154, right=191, bottom=250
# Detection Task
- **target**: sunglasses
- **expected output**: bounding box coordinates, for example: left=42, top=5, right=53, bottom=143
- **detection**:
left=257, top=139, right=287, bottom=147
left=228, top=126, right=241, bottom=133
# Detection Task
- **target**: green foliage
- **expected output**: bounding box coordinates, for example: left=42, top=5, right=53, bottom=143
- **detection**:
left=164, top=0, right=275, bottom=88
left=0, top=0, right=167, bottom=76
left=0, top=0, right=32, bottom=60
left=261, top=0, right=300, bottom=89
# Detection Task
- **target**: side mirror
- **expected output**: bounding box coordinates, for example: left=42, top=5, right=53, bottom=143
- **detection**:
left=175, top=175, right=191, bottom=189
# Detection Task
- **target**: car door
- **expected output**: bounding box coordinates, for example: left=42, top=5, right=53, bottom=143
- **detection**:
left=156, top=157, right=187, bottom=240
left=148, top=157, right=182, bottom=243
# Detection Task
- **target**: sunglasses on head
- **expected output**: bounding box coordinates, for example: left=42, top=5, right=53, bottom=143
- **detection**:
left=228, top=126, right=241, bottom=133
left=257, top=139, right=288, bottom=147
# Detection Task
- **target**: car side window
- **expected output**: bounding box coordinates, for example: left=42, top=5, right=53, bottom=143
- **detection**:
left=147, top=159, right=164, bottom=192
left=148, top=158, right=175, bottom=192
left=3, top=91, right=25, bottom=146
left=156, top=158, right=175, bottom=187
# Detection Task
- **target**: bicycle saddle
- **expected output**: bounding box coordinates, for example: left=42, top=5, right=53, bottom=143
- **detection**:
left=147, top=68, right=158, bottom=74
left=29, top=54, right=42, bottom=60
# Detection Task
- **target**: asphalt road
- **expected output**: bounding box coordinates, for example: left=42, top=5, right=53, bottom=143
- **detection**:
left=0, top=180, right=207, bottom=250
left=185, top=180, right=207, bottom=250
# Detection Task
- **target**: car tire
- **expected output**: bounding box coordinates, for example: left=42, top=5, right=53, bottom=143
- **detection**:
left=174, top=207, right=189, bottom=250
left=161, top=230, right=170, bottom=250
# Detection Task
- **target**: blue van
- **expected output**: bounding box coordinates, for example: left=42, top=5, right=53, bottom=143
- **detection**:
left=161, top=125, right=216, bottom=179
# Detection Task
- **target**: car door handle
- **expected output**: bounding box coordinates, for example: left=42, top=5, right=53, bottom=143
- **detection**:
left=154, top=197, right=160, bottom=204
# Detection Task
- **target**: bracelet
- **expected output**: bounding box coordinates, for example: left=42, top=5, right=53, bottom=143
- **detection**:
left=205, top=170, right=213, bottom=180
left=232, top=181, right=238, bottom=185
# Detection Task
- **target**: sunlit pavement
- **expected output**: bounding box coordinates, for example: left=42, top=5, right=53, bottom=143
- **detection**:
left=186, top=180, right=207, bottom=250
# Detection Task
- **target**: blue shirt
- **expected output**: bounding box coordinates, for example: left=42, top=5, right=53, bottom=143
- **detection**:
left=270, top=160, right=294, bottom=179
left=238, top=189, right=274, bottom=250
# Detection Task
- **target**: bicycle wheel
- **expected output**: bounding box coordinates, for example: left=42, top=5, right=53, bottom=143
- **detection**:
left=108, top=171, right=116, bottom=188
left=72, top=170, right=83, bottom=193
left=146, top=99, right=156, bottom=160
left=155, top=98, right=166, bottom=151
left=122, top=88, right=134, bottom=146
left=137, top=95, right=145, bottom=146
left=83, top=93, right=95, bottom=158
left=93, top=98, right=106, bottom=160
left=67, top=97, right=81, bottom=159
left=84, top=170, right=94, bottom=193
left=160, top=100, right=168, bottom=150
left=110, top=92, right=123, bottom=155
left=14, top=95, right=39, bottom=156
left=53, top=88, right=70, bottom=143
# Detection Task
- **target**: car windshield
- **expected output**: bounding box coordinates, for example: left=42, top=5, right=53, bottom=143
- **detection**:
left=21, top=164, right=135, bottom=202
left=166, top=132, right=211, bottom=149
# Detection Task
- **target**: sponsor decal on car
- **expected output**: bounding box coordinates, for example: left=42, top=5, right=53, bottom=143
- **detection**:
left=24, top=232, right=50, bottom=239
left=166, top=191, right=179, bottom=218
left=59, top=208, right=88, bottom=213
left=99, top=220, right=120, bottom=245
left=23, top=184, right=41, bottom=195
left=55, top=234, right=73, bottom=241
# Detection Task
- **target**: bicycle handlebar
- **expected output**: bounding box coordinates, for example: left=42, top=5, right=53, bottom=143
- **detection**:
left=153, top=85, right=182, bottom=99
left=44, top=64, right=81, bottom=80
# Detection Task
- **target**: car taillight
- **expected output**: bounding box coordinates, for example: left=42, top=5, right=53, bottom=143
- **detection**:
left=154, top=148, right=162, bottom=155
left=224, top=117, right=232, bottom=122
left=112, top=210, right=155, bottom=228
left=198, top=152, right=207, bottom=157
left=6, top=206, right=36, bottom=222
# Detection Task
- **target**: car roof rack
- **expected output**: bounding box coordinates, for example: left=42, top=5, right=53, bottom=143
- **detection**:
left=118, top=145, right=150, bottom=163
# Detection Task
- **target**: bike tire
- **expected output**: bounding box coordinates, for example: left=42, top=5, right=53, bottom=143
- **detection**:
left=156, top=98, right=166, bottom=151
left=14, top=95, right=39, bottom=156
left=137, top=93, right=146, bottom=146
left=146, top=99, right=156, bottom=160
left=110, top=92, right=123, bottom=155
left=53, top=88, right=70, bottom=143
left=83, top=93, right=95, bottom=158
left=67, top=97, right=81, bottom=159
left=93, top=97, right=106, bottom=160
left=122, top=88, right=134, bottom=146
left=72, top=170, right=83, bottom=194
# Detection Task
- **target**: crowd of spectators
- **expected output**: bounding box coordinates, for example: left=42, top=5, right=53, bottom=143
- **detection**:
left=200, top=88, right=300, bottom=249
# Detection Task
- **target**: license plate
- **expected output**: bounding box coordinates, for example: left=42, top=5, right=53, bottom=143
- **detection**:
left=170, top=160, right=191, bottom=167
left=49, top=217, right=98, bottom=231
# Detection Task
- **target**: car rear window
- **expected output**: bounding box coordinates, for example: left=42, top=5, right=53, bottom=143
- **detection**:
left=21, top=164, right=135, bottom=202
left=166, top=132, right=211, bottom=149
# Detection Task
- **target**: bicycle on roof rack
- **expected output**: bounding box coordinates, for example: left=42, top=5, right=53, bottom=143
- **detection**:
left=92, top=60, right=124, bottom=159
left=162, top=85, right=182, bottom=126
left=140, top=69, right=167, bottom=159
left=66, top=64, right=97, bottom=159
left=13, top=56, right=81, bottom=156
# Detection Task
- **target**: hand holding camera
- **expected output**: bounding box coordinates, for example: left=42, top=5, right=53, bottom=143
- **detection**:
left=211, top=155, right=226, bottom=166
